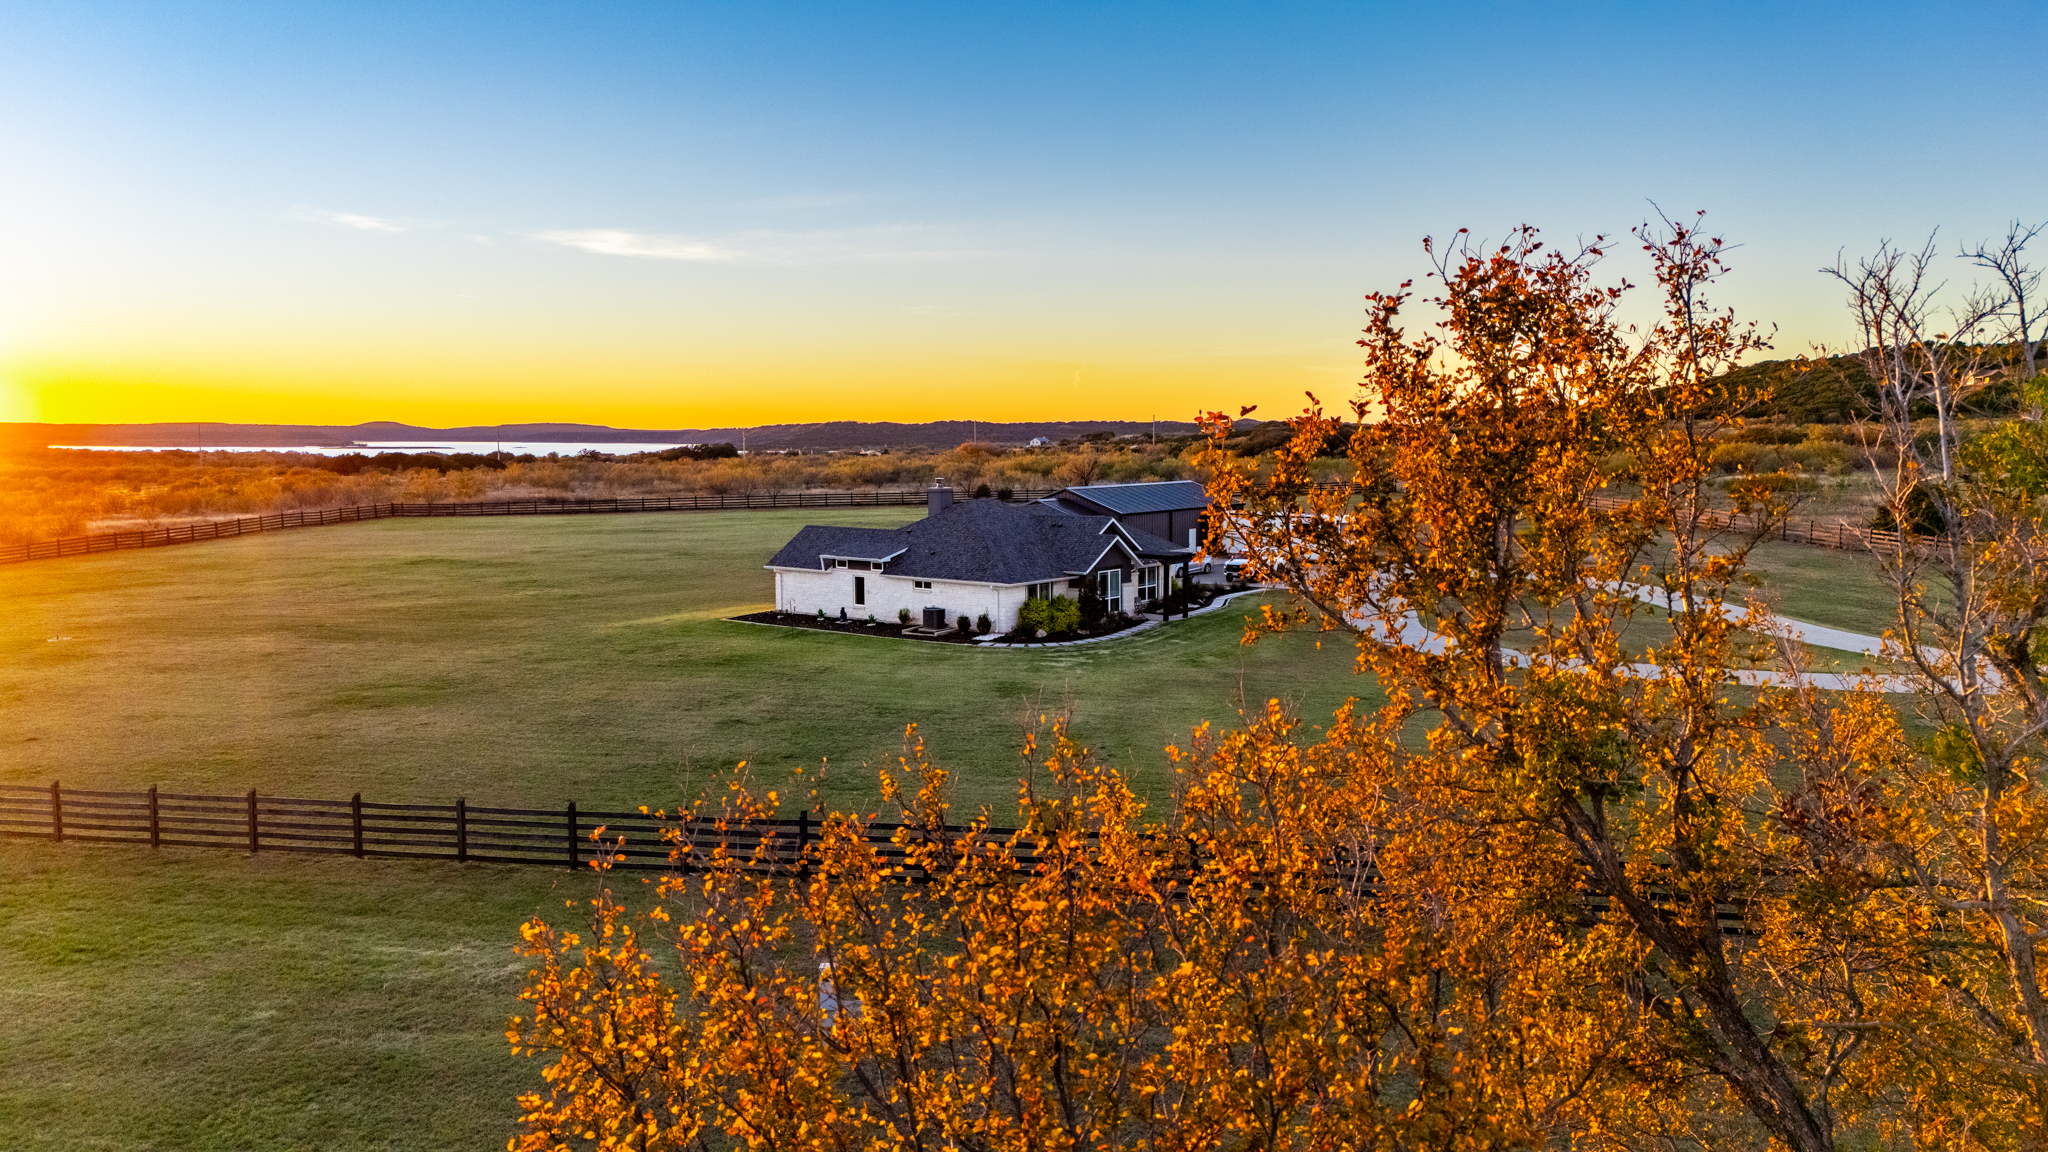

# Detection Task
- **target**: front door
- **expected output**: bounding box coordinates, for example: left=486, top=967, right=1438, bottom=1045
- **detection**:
left=854, top=576, right=865, bottom=605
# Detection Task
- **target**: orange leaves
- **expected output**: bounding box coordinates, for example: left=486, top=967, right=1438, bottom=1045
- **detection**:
left=505, top=710, right=1691, bottom=1148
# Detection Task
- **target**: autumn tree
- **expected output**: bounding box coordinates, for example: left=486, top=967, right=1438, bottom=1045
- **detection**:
left=1197, top=217, right=1991, bottom=1151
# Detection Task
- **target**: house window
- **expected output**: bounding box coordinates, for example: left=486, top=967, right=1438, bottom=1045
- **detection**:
left=854, top=576, right=865, bottom=605
left=913, top=580, right=932, bottom=590
left=1027, top=581, right=1057, bottom=600
left=834, top=558, right=848, bottom=568
left=1097, top=569, right=1122, bottom=603
left=1137, top=564, right=1159, bottom=602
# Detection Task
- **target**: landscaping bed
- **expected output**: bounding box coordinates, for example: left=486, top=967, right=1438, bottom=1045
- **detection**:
left=729, top=609, right=1158, bottom=646
left=729, top=610, right=988, bottom=644
left=986, top=612, right=1152, bottom=646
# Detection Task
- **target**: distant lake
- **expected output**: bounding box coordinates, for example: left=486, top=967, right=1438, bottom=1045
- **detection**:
left=51, top=441, right=700, bottom=458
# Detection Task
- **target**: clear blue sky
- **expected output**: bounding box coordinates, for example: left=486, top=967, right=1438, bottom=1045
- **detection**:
left=2, top=1, right=2042, bottom=427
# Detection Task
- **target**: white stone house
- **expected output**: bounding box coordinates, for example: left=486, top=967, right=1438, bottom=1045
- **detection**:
left=766, top=481, right=1195, bottom=631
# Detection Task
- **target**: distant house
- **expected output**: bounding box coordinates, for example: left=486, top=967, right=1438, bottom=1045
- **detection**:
left=1043, top=480, right=1210, bottom=551
left=766, top=480, right=1194, bottom=631
left=1026, top=437, right=1051, bottom=447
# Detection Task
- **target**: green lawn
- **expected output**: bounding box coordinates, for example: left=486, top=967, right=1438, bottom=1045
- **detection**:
left=1, top=509, right=1379, bottom=816
left=0, top=839, right=575, bottom=1152
left=1741, top=539, right=1902, bottom=639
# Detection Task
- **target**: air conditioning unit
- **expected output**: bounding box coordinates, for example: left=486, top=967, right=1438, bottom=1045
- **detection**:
left=921, top=606, right=947, bottom=630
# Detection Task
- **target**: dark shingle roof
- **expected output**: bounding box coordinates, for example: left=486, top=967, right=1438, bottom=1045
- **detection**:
left=767, top=499, right=1180, bottom=584
left=767, top=526, right=905, bottom=568
left=1056, top=480, right=1208, bottom=516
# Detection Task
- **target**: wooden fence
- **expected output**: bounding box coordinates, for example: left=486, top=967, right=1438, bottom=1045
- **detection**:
left=0, top=782, right=1026, bottom=875
left=1582, top=494, right=1901, bottom=553
left=0, top=782, right=1754, bottom=932
left=0, top=489, right=1061, bottom=567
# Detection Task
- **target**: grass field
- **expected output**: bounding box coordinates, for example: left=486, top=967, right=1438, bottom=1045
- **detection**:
left=0, top=512, right=1908, bottom=1150
left=0, top=839, right=578, bottom=1152
left=1, top=509, right=1379, bottom=816
left=1743, top=538, right=1902, bottom=638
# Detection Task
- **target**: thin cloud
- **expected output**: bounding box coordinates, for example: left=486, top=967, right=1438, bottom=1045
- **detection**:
left=294, top=206, right=405, bottom=233
left=532, top=229, right=732, bottom=261
left=532, top=225, right=994, bottom=265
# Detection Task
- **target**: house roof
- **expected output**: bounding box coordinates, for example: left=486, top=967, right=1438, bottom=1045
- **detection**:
left=767, top=525, right=905, bottom=565
left=1054, top=480, right=1209, bottom=516
left=1117, top=522, right=1195, bottom=557
left=767, top=498, right=1187, bottom=584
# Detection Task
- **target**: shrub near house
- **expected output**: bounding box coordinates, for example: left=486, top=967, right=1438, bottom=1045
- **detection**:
left=1015, top=594, right=1082, bottom=637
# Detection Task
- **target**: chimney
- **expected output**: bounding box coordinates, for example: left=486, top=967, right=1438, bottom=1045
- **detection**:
left=928, top=477, right=954, bottom=517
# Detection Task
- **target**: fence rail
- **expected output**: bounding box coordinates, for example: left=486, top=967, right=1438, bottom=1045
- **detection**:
left=1, top=489, right=1062, bottom=567
left=0, top=781, right=1757, bottom=933
left=0, top=782, right=1040, bottom=875
left=1582, top=494, right=1902, bottom=553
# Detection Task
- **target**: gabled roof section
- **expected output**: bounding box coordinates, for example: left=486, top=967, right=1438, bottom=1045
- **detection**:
left=1055, top=480, right=1209, bottom=516
left=889, top=500, right=1122, bottom=583
left=767, top=526, right=906, bottom=569
left=1113, top=522, right=1196, bottom=557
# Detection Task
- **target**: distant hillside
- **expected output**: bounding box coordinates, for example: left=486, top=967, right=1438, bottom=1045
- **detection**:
left=1723, top=342, right=2040, bottom=424
left=0, top=418, right=1204, bottom=452
left=1718, top=356, right=1876, bottom=424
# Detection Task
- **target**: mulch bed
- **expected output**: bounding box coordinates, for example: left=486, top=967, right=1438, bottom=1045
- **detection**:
left=729, top=611, right=988, bottom=644
left=728, top=610, right=1154, bottom=646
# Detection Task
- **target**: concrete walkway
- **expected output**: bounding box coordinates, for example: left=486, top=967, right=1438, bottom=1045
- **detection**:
left=1348, top=587, right=1921, bottom=694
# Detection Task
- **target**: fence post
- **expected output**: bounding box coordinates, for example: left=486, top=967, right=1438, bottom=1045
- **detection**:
left=50, top=781, right=62, bottom=843
left=351, top=793, right=364, bottom=857
left=798, top=808, right=811, bottom=874
left=148, top=785, right=160, bottom=848
left=567, top=801, right=579, bottom=870
left=246, top=790, right=259, bottom=853
left=456, top=797, right=468, bottom=863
